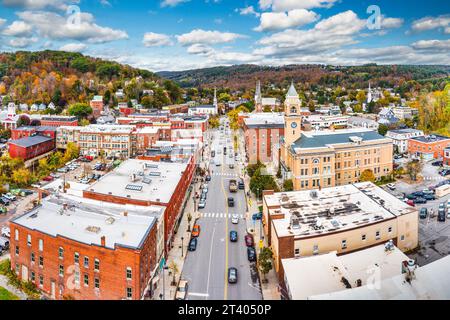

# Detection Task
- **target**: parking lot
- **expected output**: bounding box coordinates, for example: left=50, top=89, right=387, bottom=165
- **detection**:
left=385, top=159, right=450, bottom=266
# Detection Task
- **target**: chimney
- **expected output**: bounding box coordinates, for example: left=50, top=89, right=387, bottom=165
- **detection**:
left=123, top=211, right=128, bottom=217
left=101, top=236, right=106, bottom=247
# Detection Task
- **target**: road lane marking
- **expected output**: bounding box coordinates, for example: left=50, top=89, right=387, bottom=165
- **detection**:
left=206, top=224, right=217, bottom=300
left=189, top=292, right=210, bottom=297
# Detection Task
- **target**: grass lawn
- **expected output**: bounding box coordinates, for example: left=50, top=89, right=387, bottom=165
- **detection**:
left=0, top=286, right=19, bottom=300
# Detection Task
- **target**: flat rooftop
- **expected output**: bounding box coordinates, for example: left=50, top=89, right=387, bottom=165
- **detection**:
left=265, top=182, right=416, bottom=238
left=411, top=134, right=450, bottom=143
left=86, top=159, right=188, bottom=204
left=9, top=135, right=54, bottom=148
left=282, top=244, right=409, bottom=300
left=243, top=113, right=284, bottom=128
left=310, top=255, right=450, bottom=300
left=293, top=128, right=388, bottom=150
left=12, top=194, right=162, bottom=250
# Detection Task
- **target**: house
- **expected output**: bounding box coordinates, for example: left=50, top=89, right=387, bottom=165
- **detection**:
left=378, top=108, right=399, bottom=126
left=386, top=129, right=424, bottom=154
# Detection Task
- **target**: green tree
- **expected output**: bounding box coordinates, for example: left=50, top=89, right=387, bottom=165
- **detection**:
left=68, top=103, right=93, bottom=120
left=258, top=247, right=273, bottom=283
left=406, top=160, right=423, bottom=181
left=17, top=114, right=30, bottom=127
left=378, top=124, right=389, bottom=136
left=283, top=179, right=294, bottom=191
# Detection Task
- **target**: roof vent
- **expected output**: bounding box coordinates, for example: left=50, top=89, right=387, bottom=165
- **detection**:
left=105, top=217, right=115, bottom=225
left=86, top=226, right=101, bottom=234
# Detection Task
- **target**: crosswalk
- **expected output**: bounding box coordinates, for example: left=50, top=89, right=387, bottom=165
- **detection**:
left=211, top=173, right=239, bottom=177
left=198, top=213, right=244, bottom=219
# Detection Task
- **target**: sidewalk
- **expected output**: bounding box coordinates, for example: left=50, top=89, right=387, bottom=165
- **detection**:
left=237, top=133, right=281, bottom=301
left=0, top=254, right=27, bottom=300
left=151, top=170, right=204, bottom=300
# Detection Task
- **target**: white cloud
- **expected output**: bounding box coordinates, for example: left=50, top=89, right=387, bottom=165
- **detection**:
left=161, top=0, right=190, bottom=7
left=0, top=18, right=6, bottom=27
left=238, top=6, right=260, bottom=18
left=411, top=15, right=450, bottom=32
left=143, top=32, right=173, bottom=47
left=411, top=39, right=450, bottom=52
left=259, top=0, right=337, bottom=12
left=8, top=36, right=37, bottom=48
left=255, top=9, right=318, bottom=32
left=1, top=0, right=78, bottom=10
left=177, top=29, right=246, bottom=45
left=17, top=10, right=128, bottom=43
left=2, top=20, right=33, bottom=37
left=381, top=17, right=404, bottom=29
left=59, top=42, right=87, bottom=52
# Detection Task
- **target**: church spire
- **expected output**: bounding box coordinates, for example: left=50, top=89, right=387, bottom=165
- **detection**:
left=287, top=80, right=299, bottom=98
left=213, top=87, right=218, bottom=113
left=255, top=80, right=263, bottom=113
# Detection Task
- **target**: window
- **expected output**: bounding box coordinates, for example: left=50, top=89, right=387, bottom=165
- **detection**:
left=74, top=271, right=80, bottom=285
left=59, top=265, right=64, bottom=277
left=39, top=275, right=44, bottom=287
left=58, top=247, right=64, bottom=259
left=313, top=245, right=319, bottom=255
left=84, top=257, right=89, bottom=268
left=294, top=248, right=300, bottom=256
left=14, top=229, right=19, bottom=241
left=94, top=278, right=100, bottom=289
left=84, top=274, right=89, bottom=287
left=39, top=256, right=44, bottom=268
left=362, top=234, right=367, bottom=241
left=126, top=287, right=132, bottom=299
left=38, top=239, right=43, bottom=252
left=126, top=267, right=132, bottom=280
left=27, top=234, right=31, bottom=246
left=375, top=231, right=381, bottom=240
left=94, top=259, right=100, bottom=272
left=341, top=240, right=347, bottom=249
left=15, top=246, right=19, bottom=256
left=15, top=264, right=19, bottom=274
left=31, top=271, right=35, bottom=282
left=74, top=252, right=79, bottom=265
left=31, top=252, right=35, bottom=263
left=400, top=235, right=405, bottom=241
left=388, top=227, right=393, bottom=233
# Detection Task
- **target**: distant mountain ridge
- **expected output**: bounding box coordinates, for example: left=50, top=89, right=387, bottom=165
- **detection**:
left=158, top=64, right=450, bottom=90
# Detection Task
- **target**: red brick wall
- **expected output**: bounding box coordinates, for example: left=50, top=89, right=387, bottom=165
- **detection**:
left=408, top=139, right=450, bottom=159
left=11, top=128, right=35, bottom=140
left=40, top=120, right=78, bottom=127
left=9, top=221, right=157, bottom=300
left=8, top=139, right=55, bottom=161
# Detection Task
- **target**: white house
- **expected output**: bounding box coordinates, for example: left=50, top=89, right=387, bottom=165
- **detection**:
left=386, top=129, right=424, bottom=154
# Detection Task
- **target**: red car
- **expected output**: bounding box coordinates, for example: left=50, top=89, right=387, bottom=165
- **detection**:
left=245, top=234, right=254, bottom=247
left=43, top=176, right=54, bottom=182
left=191, top=225, right=201, bottom=238
left=406, top=200, right=415, bottom=207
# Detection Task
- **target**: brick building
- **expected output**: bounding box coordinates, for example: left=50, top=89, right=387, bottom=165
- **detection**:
left=90, top=96, right=104, bottom=118
left=83, top=158, right=196, bottom=253
left=408, top=134, right=450, bottom=161
left=243, top=113, right=284, bottom=164
left=40, top=116, right=78, bottom=127
left=8, top=135, right=55, bottom=161
left=9, top=195, right=163, bottom=300
left=11, top=126, right=57, bottom=140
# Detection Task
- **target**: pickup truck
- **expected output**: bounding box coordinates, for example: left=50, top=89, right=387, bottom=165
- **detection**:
left=229, top=179, right=238, bottom=193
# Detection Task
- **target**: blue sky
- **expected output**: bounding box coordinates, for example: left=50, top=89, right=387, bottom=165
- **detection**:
left=0, top=0, right=448, bottom=71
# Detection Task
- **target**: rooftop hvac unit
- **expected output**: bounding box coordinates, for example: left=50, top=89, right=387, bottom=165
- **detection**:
left=310, top=190, right=319, bottom=199
left=290, top=216, right=301, bottom=230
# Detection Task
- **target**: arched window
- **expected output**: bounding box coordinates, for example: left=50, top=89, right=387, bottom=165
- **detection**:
left=313, top=158, right=320, bottom=165
left=290, top=107, right=297, bottom=114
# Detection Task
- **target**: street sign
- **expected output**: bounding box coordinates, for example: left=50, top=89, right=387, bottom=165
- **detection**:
left=159, top=257, right=166, bottom=271
left=259, top=240, right=264, bottom=249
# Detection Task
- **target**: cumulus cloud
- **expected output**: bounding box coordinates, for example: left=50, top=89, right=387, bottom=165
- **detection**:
left=8, top=36, right=37, bottom=48
left=161, top=0, right=190, bottom=7
left=411, top=15, right=450, bottom=33
left=381, top=17, right=404, bottom=29
left=177, top=29, right=246, bottom=45
left=238, top=6, right=260, bottom=18
left=59, top=42, right=87, bottom=52
left=411, top=39, right=450, bottom=52
left=2, top=20, right=33, bottom=37
left=0, top=18, right=6, bottom=27
left=17, top=10, right=128, bottom=43
left=259, top=0, right=337, bottom=12
left=142, top=32, right=173, bottom=47
left=255, top=9, right=318, bottom=32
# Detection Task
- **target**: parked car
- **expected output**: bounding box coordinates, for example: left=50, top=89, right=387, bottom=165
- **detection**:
left=438, top=208, right=446, bottom=222
left=424, top=193, right=436, bottom=201
left=245, top=234, right=254, bottom=247
left=432, top=160, right=443, bottom=167
left=57, top=167, right=69, bottom=173
left=413, top=197, right=427, bottom=204
left=198, top=199, right=206, bottom=209
left=42, top=176, right=54, bottom=182
left=439, top=169, right=450, bottom=176
left=420, top=208, right=428, bottom=219
left=406, top=200, right=415, bottom=207
left=2, top=193, right=16, bottom=201
left=238, top=181, right=245, bottom=190
left=230, top=231, right=238, bottom=242
left=0, top=237, right=9, bottom=250
left=175, top=280, right=189, bottom=300
left=191, top=225, right=201, bottom=238
left=205, top=175, right=211, bottom=182
left=188, top=238, right=198, bottom=251
left=406, top=194, right=417, bottom=200
left=0, top=197, right=10, bottom=206
left=252, top=213, right=263, bottom=221
left=386, top=183, right=396, bottom=191
left=0, top=206, right=7, bottom=214
left=1, top=227, right=10, bottom=238
left=247, top=247, right=257, bottom=262
left=228, top=267, right=238, bottom=284
left=227, top=197, right=235, bottom=207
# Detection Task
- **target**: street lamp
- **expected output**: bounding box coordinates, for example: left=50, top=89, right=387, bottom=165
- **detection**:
left=161, top=264, right=168, bottom=300
left=181, top=236, right=184, bottom=257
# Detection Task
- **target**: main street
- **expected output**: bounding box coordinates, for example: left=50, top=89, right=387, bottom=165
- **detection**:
left=181, top=118, right=262, bottom=300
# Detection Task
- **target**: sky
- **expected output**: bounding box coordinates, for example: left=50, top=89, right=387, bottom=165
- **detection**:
left=0, top=0, right=449, bottom=71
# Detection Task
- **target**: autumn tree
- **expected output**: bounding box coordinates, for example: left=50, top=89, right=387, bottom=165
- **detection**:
left=13, top=168, right=32, bottom=187
left=360, top=169, right=376, bottom=182
left=258, top=247, right=274, bottom=283
left=68, top=103, right=92, bottom=120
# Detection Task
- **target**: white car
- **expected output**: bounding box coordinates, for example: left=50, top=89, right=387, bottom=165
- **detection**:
left=1, top=226, right=10, bottom=238
left=386, top=183, right=396, bottom=191
left=231, top=214, right=239, bottom=224
left=198, top=199, right=206, bottom=209
left=2, top=193, right=16, bottom=201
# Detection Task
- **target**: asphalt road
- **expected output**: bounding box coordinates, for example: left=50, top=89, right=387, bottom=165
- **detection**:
left=181, top=120, right=262, bottom=301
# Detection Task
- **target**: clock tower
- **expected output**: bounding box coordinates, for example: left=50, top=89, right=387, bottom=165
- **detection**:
left=284, top=81, right=302, bottom=148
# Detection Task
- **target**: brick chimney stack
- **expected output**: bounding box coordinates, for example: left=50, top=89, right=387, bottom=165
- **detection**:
left=101, top=236, right=106, bottom=247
